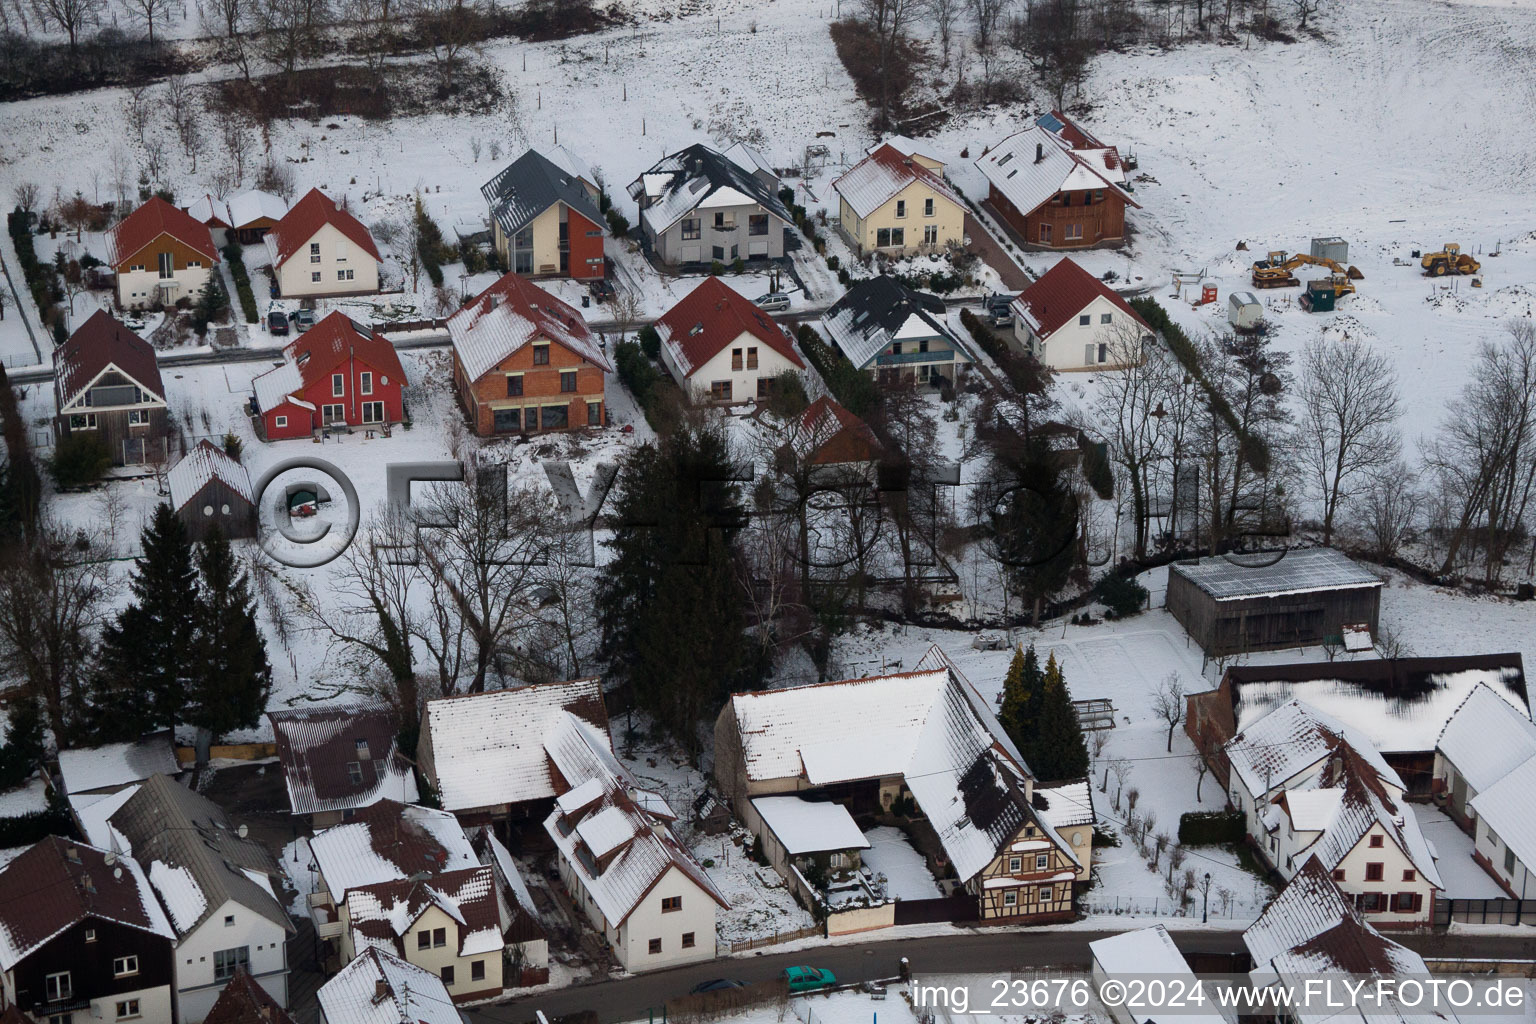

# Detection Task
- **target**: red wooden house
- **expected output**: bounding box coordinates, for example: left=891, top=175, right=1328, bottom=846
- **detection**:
left=251, top=312, right=407, bottom=440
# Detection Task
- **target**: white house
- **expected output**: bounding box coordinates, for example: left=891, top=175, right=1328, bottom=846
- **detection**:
left=542, top=712, right=727, bottom=971
left=1225, top=700, right=1441, bottom=925
left=1090, top=926, right=1230, bottom=1024
left=102, top=774, right=294, bottom=1023
left=264, top=189, right=382, bottom=298
left=1436, top=685, right=1536, bottom=897
left=654, top=277, right=805, bottom=404
left=1009, top=257, right=1151, bottom=370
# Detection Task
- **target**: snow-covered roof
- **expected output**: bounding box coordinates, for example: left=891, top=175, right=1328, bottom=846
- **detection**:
left=722, top=141, right=777, bottom=182
left=832, top=143, right=963, bottom=220
left=317, top=947, right=462, bottom=1024
left=1172, top=548, right=1382, bottom=601
left=1246, top=861, right=1429, bottom=982
left=225, top=189, right=288, bottom=228
left=1226, top=699, right=1400, bottom=796
left=868, top=135, right=944, bottom=166
left=974, top=126, right=1137, bottom=222
left=421, top=677, right=609, bottom=813
left=1469, top=755, right=1536, bottom=878
left=168, top=441, right=254, bottom=513
left=480, top=147, right=604, bottom=240
left=546, top=143, right=595, bottom=186
left=752, top=797, right=870, bottom=856
left=628, top=144, right=791, bottom=236
left=0, top=838, right=174, bottom=971
left=184, top=193, right=230, bottom=227
left=446, top=272, right=610, bottom=384
left=1035, top=780, right=1095, bottom=829
left=477, top=829, right=544, bottom=937
left=309, top=800, right=479, bottom=903
left=1436, top=682, right=1536, bottom=793
left=251, top=359, right=306, bottom=414
left=70, top=785, right=139, bottom=851
left=653, top=276, right=802, bottom=377
left=107, top=774, right=293, bottom=938
left=724, top=644, right=1074, bottom=883
left=1090, top=926, right=1229, bottom=1024
left=344, top=865, right=500, bottom=958
left=57, top=733, right=179, bottom=796
left=542, top=712, right=726, bottom=928
left=268, top=702, right=419, bottom=817
left=1228, top=656, right=1529, bottom=755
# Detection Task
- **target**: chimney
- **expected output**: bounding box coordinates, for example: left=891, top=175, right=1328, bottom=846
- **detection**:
left=372, top=979, right=389, bottom=1004
left=1035, top=142, right=1045, bottom=163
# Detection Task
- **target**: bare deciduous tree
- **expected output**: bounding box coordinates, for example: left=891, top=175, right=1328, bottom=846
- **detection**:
left=11, top=182, right=40, bottom=213
left=125, top=0, right=171, bottom=44
left=410, top=0, right=482, bottom=92
left=29, top=0, right=102, bottom=51
left=1346, top=460, right=1420, bottom=562
left=1296, top=335, right=1401, bottom=546
left=1152, top=673, right=1185, bottom=752
left=124, top=86, right=152, bottom=145
left=932, top=0, right=959, bottom=63
left=1109, top=757, right=1132, bottom=810
left=969, top=0, right=1010, bottom=50
left=856, top=0, right=923, bottom=132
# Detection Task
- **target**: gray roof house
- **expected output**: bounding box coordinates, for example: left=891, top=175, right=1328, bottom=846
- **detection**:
left=481, top=147, right=606, bottom=279
left=106, top=774, right=295, bottom=1023
left=822, top=275, right=976, bottom=386
left=627, top=144, right=792, bottom=267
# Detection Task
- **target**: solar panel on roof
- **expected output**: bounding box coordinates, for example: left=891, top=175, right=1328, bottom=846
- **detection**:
left=1037, top=112, right=1066, bottom=133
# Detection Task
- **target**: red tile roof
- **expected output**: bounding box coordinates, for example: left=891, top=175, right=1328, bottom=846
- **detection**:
left=107, top=196, right=219, bottom=267
left=1047, top=110, right=1106, bottom=150
left=204, top=970, right=298, bottom=1024
left=266, top=189, right=381, bottom=268
left=798, top=395, right=884, bottom=465
left=1014, top=257, right=1149, bottom=342
left=285, top=312, right=405, bottom=390
left=654, top=277, right=803, bottom=377
left=54, top=310, right=165, bottom=408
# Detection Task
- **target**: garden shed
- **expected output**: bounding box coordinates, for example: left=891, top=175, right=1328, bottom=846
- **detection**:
left=1166, top=547, right=1382, bottom=657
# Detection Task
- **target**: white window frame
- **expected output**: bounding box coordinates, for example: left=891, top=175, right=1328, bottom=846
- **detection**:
left=275, top=415, right=288, bottom=428
left=332, top=373, right=344, bottom=397
left=46, top=972, right=71, bottom=1002
left=115, top=1000, right=139, bottom=1020
left=360, top=371, right=372, bottom=395
left=1035, top=854, right=1049, bottom=870
left=311, top=271, right=322, bottom=282
left=310, top=242, right=321, bottom=263
left=112, top=955, right=138, bottom=977
left=1003, top=890, right=1018, bottom=907
left=1008, top=856, right=1022, bottom=873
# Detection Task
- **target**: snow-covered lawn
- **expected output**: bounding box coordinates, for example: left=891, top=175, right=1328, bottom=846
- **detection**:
left=1416, top=805, right=1505, bottom=900
left=861, top=827, right=942, bottom=902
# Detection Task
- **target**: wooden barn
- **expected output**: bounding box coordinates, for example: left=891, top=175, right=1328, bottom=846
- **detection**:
left=1166, top=547, right=1382, bottom=658
left=167, top=441, right=256, bottom=540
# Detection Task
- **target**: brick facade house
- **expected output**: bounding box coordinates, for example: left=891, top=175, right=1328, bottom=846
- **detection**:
left=251, top=312, right=406, bottom=440
left=446, top=272, right=611, bottom=435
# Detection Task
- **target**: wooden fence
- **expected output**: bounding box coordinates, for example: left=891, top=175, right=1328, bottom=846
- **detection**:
left=175, top=742, right=278, bottom=765
left=728, top=924, right=823, bottom=952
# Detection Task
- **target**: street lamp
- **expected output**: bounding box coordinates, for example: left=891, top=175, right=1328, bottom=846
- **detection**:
left=1202, top=872, right=1211, bottom=923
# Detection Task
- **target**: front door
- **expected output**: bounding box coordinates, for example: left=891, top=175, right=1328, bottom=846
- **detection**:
left=322, top=404, right=345, bottom=426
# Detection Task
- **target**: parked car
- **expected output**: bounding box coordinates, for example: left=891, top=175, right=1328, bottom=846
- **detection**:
left=690, top=979, right=746, bottom=995
left=289, top=308, right=316, bottom=332
left=267, top=310, right=290, bottom=335
left=755, top=292, right=791, bottom=313
left=784, top=967, right=836, bottom=993
left=984, top=292, right=1014, bottom=327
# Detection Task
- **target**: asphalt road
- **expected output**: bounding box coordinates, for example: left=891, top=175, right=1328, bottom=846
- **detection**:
left=463, top=928, right=1536, bottom=1024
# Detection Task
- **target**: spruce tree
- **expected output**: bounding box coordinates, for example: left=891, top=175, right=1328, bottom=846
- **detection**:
left=83, top=503, right=199, bottom=741
left=999, top=644, right=1044, bottom=759
left=595, top=420, right=755, bottom=750
left=0, top=696, right=44, bottom=788
left=186, top=524, right=271, bottom=741
left=1029, top=652, right=1090, bottom=781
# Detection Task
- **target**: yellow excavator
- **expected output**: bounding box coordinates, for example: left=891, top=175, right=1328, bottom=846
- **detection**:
left=1421, top=243, right=1480, bottom=277
left=1250, top=250, right=1365, bottom=290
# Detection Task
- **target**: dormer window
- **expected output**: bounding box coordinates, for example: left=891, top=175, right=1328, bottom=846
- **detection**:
left=355, top=738, right=371, bottom=759
left=347, top=761, right=363, bottom=785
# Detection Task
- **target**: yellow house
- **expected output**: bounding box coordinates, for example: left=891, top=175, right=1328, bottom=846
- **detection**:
left=834, top=143, right=966, bottom=257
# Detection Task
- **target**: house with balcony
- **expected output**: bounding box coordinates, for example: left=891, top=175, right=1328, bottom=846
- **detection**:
left=250, top=312, right=407, bottom=440
left=628, top=145, right=793, bottom=266
left=822, top=275, right=975, bottom=387
left=654, top=277, right=804, bottom=404
left=482, top=147, right=606, bottom=280
left=833, top=143, right=965, bottom=257
left=108, top=196, right=220, bottom=308
left=268, top=701, right=419, bottom=828
left=714, top=645, right=1088, bottom=926
left=53, top=310, right=170, bottom=466
left=446, top=272, right=611, bottom=435
left=264, top=189, right=381, bottom=298
left=975, top=123, right=1138, bottom=250
left=307, top=799, right=543, bottom=1001
left=0, top=838, right=176, bottom=1024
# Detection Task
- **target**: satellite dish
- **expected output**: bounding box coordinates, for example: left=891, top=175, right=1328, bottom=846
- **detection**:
left=113, top=867, right=123, bottom=880
left=237, top=824, right=248, bottom=839
left=104, top=852, right=116, bottom=866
